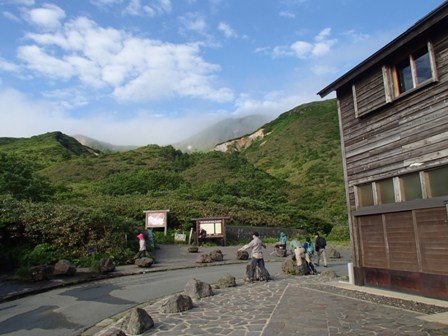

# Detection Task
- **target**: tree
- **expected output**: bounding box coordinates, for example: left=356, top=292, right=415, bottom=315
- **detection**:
left=0, top=152, right=55, bottom=201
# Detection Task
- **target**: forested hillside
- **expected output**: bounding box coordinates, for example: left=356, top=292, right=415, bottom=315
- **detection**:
left=0, top=99, right=347, bottom=270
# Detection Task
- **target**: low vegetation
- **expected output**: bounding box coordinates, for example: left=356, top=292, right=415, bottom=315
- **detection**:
left=0, top=99, right=349, bottom=271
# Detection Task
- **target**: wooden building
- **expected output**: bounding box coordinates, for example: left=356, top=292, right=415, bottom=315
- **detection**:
left=318, top=3, right=448, bottom=300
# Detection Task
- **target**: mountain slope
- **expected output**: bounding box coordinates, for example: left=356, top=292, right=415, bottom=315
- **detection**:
left=0, top=131, right=99, bottom=168
left=173, top=114, right=270, bottom=152
left=216, top=99, right=346, bottom=222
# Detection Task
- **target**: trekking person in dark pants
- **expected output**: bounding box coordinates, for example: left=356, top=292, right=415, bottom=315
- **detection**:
left=238, top=231, right=270, bottom=282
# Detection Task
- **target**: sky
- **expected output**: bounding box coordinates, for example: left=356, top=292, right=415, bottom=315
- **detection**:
left=0, top=0, right=446, bottom=146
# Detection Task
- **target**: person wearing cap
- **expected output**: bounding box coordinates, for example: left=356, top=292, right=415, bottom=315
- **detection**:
left=137, top=232, right=147, bottom=258
left=238, top=231, right=270, bottom=282
left=279, top=232, right=287, bottom=255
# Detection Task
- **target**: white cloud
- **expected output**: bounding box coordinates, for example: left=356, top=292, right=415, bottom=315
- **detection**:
left=268, top=27, right=337, bottom=59
left=124, top=0, right=172, bottom=17
left=0, top=86, right=222, bottom=146
left=23, top=3, right=65, bottom=31
left=90, top=0, right=123, bottom=6
left=17, top=45, right=74, bottom=79
left=178, top=12, right=208, bottom=35
left=0, top=57, right=20, bottom=72
left=15, top=15, right=232, bottom=103
left=3, top=11, right=21, bottom=22
left=279, top=10, right=295, bottom=18
left=218, top=22, right=237, bottom=38
left=290, top=41, right=313, bottom=58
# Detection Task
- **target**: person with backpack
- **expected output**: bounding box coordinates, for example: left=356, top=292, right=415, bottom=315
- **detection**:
left=278, top=232, right=287, bottom=256
left=314, top=232, right=328, bottom=267
left=303, top=237, right=317, bottom=274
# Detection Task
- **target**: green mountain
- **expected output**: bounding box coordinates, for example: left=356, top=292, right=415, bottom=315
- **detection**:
left=0, top=99, right=348, bottom=267
left=173, top=114, right=270, bottom=152
left=0, top=131, right=99, bottom=168
left=218, top=99, right=346, bottom=223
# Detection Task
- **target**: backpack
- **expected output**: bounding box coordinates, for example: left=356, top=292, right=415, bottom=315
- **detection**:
left=305, top=242, right=314, bottom=255
left=317, top=237, right=326, bottom=249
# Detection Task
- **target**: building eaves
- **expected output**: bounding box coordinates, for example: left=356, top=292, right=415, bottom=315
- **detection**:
left=317, top=1, right=448, bottom=98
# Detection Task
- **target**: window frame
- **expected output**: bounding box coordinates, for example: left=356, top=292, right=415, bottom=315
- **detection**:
left=355, top=165, right=448, bottom=209
left=389, top=41, right=438, bottom=99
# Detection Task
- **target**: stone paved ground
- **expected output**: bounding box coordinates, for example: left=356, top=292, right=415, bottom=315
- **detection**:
left=99, top=276, right=448, bottom=336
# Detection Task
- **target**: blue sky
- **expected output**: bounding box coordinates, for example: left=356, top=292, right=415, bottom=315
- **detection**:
left=0, top=0, right=445, bottom=146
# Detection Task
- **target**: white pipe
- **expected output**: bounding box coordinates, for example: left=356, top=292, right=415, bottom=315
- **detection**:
left=348, top=262, right=354, bottom=285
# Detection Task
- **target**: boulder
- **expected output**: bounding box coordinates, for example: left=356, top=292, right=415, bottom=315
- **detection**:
left=196, top=254, right=212, bottom=263
left=209, top=250, right=223, bottom=262
left=236, top=250, right=249, bottom=260
left=327, top=247, right=341, bottom=259
left=188, top=246, right=199, bottom=253
left=134, top=257, right=154, bottom=268
left=281, top=256, right=308, bottom=276
left=99, top=258, right=116, bottom=273
left=53, top=259, right=76, bottom=276
left=120, top=307, right=154, bottom=335
left=184, top=278, right=214, bottom=299
left=245, top=263, right=271, bottom=282
left=319, top=269, right=338, bottom=280
left=215, top=274, right=237, bottom=289
left=159, top=294, right=193, bottom=313
left=29, top=265, right=54, bottom=281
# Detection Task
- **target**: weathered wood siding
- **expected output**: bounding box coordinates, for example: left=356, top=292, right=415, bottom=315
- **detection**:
left=354, top=207, right=448, bottom=299
left=338, top=30, right=448, bottom=214
left=337, top=16, right=448, bottom=300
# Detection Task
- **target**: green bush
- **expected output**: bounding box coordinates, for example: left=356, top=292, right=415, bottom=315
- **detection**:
left=20, top=243, right=60, bottom=266
left=327, top=224, right=350, bottom=241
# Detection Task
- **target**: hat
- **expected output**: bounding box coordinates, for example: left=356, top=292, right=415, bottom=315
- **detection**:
left=137, top=233, right=145, bottom=240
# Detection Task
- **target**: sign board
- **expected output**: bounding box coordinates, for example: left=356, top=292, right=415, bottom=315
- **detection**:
left=144, top=210, right=169, bottom=235
left=174, top=233, right=187, bottom=242
left=192, top=217, right=230, bottom=246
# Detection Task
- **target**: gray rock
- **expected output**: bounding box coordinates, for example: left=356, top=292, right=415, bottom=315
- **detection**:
left=100, top=258, right=116, bottom=273
left=196, top=254, right=212, bottom=263
left=245, top=263, right=271, bottom=281
left=281, top=256, right=308, bottom=276
left=120, top=307, right=154, bottom=335
left=215, top=274, right=237, bottom=289
left=159, top=294, right=193, bottom=313
left=184, top=278, right=214, bottom=299
left=319, top=269, right=338, bottom=280
left=53, top=259, right=76, bottom=276
left=327, top=247, right=341, bottom=259
left=236, top=250, right=249, bottom=260
left=209, top=250, right=223, bottom=261
left=188, top=246, right=199, bottom=253
left=134, top=257, right=154, bottom=268
left=29, top=265, right=54, bottom=281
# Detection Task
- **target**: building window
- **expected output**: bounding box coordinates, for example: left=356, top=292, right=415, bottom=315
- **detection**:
left=400, top=173, right=422, bottom=201
left=391, top=42, right=437, bottom=97
left=355, top=165, right=447, bottom=208
left=427, top=166, right=448, bottom=197
left=358, top=184, right=374, bottom=207
left=376, top=179, right=395, bottom=204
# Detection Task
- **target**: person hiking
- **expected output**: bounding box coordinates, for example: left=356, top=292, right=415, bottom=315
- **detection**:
left=314, top=232, right=328, bottom=267
left=279, top=232, right=287, bottom=256
left=136, top=232, right=147, bottom=258
left=238, top=231, right=270, bottom=282
left=303, top=237, right=317, bottom=274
